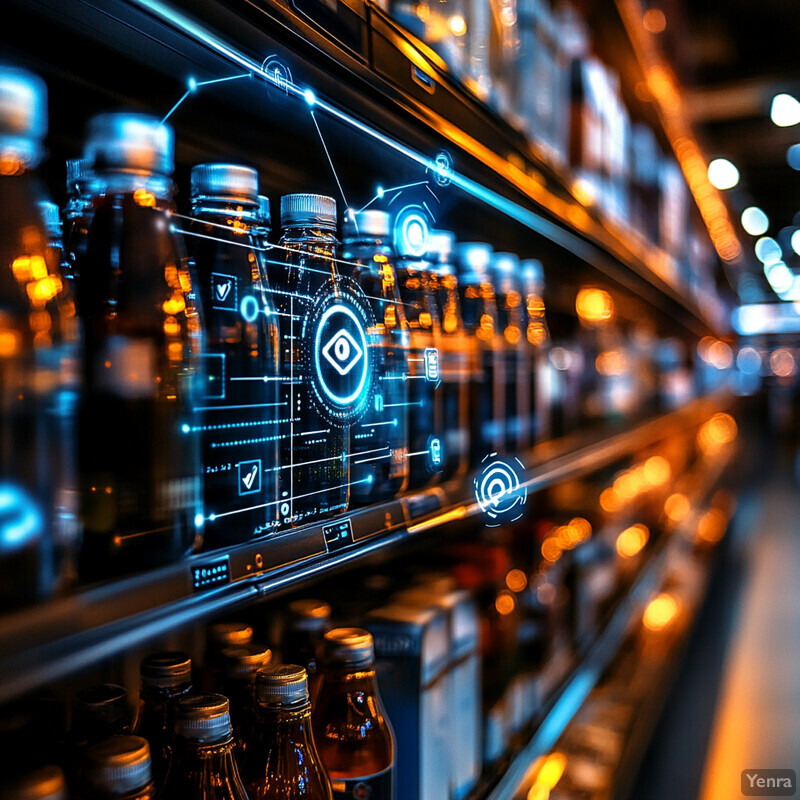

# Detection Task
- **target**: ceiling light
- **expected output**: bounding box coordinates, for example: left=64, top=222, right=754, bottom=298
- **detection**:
left=770, top=93, right=800, bottom=127
left=740, top=206, right=769, bottom=236
left=707, top=158, right=739, bottom=190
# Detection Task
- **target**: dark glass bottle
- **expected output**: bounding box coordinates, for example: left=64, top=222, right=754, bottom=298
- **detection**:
left=282, top=598, right=331, bottom=703
left=132, top=651, right=192, bottom=788
left=159, top=694, right=249, bottom=800
left=394, top=252, right=443, bottom=490
left=63, top=157, right=102, bottom=287
left=455, top=243, right=505, bottom=463
left=201, top=621, right=254, bottom=693
left=82, top=735, right=155, bottom=800
left=243, top=665, right=332, bottom=800
left=188, top=164, right=280, bottom=547
left=74, top=112, right=203, bottom=581
left=218, top=642, right=273, bottom=754
left=425, top=231, right=470, bottom=481
left=2, top=765, right=68, bottom=800
left=273, top=194, right=364, bottom=526
left=312, top=628, right=395, bottom=800
left=520, top=259, right=552, bottom=444
left=490, top=252, right=530, bottom=455
left=0, top=65, right=80, bottom=611
left=340, top=210, right=410, bottom=503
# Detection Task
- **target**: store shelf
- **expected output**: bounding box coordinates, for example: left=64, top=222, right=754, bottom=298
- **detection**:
left=0, top=392, right=730, bottom=705
left=7, top=0, right=724, bottom=337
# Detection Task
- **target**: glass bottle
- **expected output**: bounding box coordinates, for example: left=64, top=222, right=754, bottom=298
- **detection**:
left=3, top=765, right=68, bottom=800
left=490, top=252, right=530, bottom=455
left=312, top=628, right=395, bottom=800
left=74, top=112, right=204, bottom=581
left=188, top=164, right=280, bottom=548
left=218, top=642, right=273, bottom=754
left=159, top=694, right=249, bottom=800
left=63, top=157, right=102, bottom=287
left=281, top=598, right=331, bottom=703
left=0, top=65, right=80, bottom=611
left=394, top=247, right=443, bottom=490
left=242, top=665, right=332, bottom=800
left=425, top=230, right=470, bottom=481
left=340, top=210, right=410, bottom=503
left=254, top=196, right=272, bottom=248
left=274, top=194, right=355, bottom=527
left=82, top=735, right=155, bottom=800
left=201, top=621, right=254, bottom=692
left=520, top=259, right=552, bottom=444
left=132, top=651, right=193, bottom=788
left=455, top=243, right=505, bottom=463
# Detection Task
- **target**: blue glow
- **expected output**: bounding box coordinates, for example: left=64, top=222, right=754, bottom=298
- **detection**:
left=0, top=484, right=43, bottom=548
left=377, top=186, right=384, bottom=198
left=181, top=423, right=191, bottom=433
left=188, top=76, right=197, bottom=91
left=241, top=294, right=260, bottom=323
left=303, top=88, right=316, bottom=106
left=194, top=513, right=204, bottom=527
left=364, top=474, right=374, bottom=485
left=209, top=513, right=217, bottom=521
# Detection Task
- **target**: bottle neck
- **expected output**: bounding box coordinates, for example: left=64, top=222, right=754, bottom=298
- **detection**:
left=255, top=700, right=314, bottom=732
left=191, top=199, right=260, bottom=225
left=280, top=225, right=338, bottom=246
left=100, top=170, right=173, bottom=201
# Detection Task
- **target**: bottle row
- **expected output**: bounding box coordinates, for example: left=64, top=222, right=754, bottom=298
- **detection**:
left=0, top=63, right=706, bottom=609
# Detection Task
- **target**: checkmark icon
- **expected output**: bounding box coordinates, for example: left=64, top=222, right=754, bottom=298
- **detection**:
left=216, top=280, right=231, bottom=301
left=238, top=459, right=261, bottom=495
left=242, top=464, right=258, bottom=490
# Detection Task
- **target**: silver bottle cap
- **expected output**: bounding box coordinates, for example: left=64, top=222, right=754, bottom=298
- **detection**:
left=323, top=627, right=375, bottom=665
left=2, top=765, right=67, bottom=800
left=256, top=664, right=309, bottom=706
left=221, top=643, right=273, bottom=680
left=84, top=735, right=152, bottom=796
left=280, top=193, right=336, bottom=230
left=426, top=229, right=455, bottom=263
left=85, top=113, right=173, bottom=177
left=493, top=252, right=519, bottom=273
left=0, top=66, right=47, bottom=167
left=174, top=694, right=233, bottom=743
left=139, top=651, right=192, bottom=689
left=39, top=201, right=62, bottom=240
left=190, top=163, right=259, bottom=206
left=457, top=242, right=493, bottom=275
left=74, top=683, right=129, bottom=724
left=342, top=209, right=391, bottom=239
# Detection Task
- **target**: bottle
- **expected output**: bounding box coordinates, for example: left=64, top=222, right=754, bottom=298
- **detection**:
left=69, top=683, right=133, bottom=778
left=254, top=196, right=272, bottom=248
left=132, top=651, right=193, bottom=787
left=74, top=112, right=203, bottom=581
left=218, top=642, right=273, bottom=753
left=159, top=694, right=249, bottom=800
left=490, top=252, right=530, bottom=455
left=188, top=164, right=280, bottom=547
left=275, top=194, right=359, bottom=526
left=520, top=259, right=552, bottom=443
left=340, top=210, right=410, bottom=503
left=202, top=622, right=254, bottom=691
left=455, top=243, right=505, bottom=463
left=282, top=598, right=331, bottom=701
left=394, top=245, right=443, bottom=489
left=0, top=65, right=80, bottom=610
left=242, top=665, right=332, bottom=800
left=82, top=735, right=155, bottom=800
left=63, top=157, right=102, bottom=286
left=2, top=766, right=68, bottom=800
left=425, top=231, right=470, bottom=481
left=312, top=628, right=395, bottom=800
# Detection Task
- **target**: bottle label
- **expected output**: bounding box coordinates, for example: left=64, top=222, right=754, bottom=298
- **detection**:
left=331, top=766, right=393, bottom=800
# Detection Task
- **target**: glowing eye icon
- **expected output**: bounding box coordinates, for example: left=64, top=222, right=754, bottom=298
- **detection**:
left=321, top=328, right=364, bottom=376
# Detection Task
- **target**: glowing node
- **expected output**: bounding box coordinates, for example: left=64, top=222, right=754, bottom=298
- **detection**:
left=474, top=454, right=528, bottom=527
left=188, top=76, right=197, bottom=92
left=377, top=186, right=384, bottom=198
left=181, top=424, right=190, bottom=434
left=209, top=513, right=217, bottom=522
left=303, top=88, right=316, bottom=106
left=194, top=513, right=204, bottom=528
left=241, top=294, right=260, bottom=323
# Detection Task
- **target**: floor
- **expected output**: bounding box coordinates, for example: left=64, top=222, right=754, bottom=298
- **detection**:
left=631, top=403, right=800, bottom=799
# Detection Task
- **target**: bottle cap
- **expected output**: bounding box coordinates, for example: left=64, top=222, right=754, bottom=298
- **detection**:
left=39, top=201, right=62, bottom=240
left=493, top=252, right=519, bottom=273
left=426, top=229, right=455, bottom=264
left=2, top=765, right=67, bottom=800
left=74, top=683, right=129, bottom=725
left=174, top=694, right=232, bottom=744
left=0, top=66, right=47, bottom=167
left=257, top=195, right=271, bottom=229
left=85, top=113, right=173, bottom=177
left=280, top=193, right=336, bottom=230
left=342, top=209, right=390, bottom=239
left=521, top=258, right=544, bottom=287
left=323, top=627, right=375, bottom=665
left=66, top=157, right=92, bottom=190
left=208, top=621, right=253, bottom=650
left=221, top=643, right=273, bottom=680
left=256, top=664, right=309, bottom=706
left=287, top=598, right=331, bottom=632
left=190, top=163, right=259, bottom=206
left=139, top=651, right=192, bottom=689
left=84, top=735, right=153, bottom=796
left=457, top=242, right=493, bottom=276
